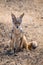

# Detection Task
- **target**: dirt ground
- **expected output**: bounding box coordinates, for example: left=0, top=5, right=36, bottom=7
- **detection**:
left=0, top=0, right=43, bottom=65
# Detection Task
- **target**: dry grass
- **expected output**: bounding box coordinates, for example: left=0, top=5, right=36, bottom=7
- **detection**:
left=0, top=0, right=43, bottom=65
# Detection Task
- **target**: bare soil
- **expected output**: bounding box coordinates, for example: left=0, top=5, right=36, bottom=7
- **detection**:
left=0, top=0, right=43, bottom=65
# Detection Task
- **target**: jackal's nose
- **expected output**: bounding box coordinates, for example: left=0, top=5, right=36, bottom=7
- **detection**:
left=16, top=26, right=18, bottom=28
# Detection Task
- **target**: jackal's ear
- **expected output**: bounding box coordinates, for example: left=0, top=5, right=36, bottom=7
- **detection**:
left=17, top=13, right=24, bottom=25
left=19, top=13, right=24, bottom=19
left=11, top=13, right=17, bottom=24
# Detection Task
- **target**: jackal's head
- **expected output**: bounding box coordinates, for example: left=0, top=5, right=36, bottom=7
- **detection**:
left=11, top=13, right=24, bottom=29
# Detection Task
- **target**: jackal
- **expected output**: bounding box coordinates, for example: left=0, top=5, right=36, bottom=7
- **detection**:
left=9, top=13, right=38, bottom=52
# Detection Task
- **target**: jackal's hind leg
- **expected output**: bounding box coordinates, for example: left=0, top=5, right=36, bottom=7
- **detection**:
left=22, top=35, right=32, bottom=50
left=21, top=35, right=28, bottom=50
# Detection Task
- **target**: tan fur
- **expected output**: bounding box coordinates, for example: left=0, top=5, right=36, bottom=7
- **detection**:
left=9, top=28, right=32, bottom=51
left=9, top=25, right=23, bottom=51
left=8, top=13, right=37, bottom=52
left=19, top=35, right=32, bottom=50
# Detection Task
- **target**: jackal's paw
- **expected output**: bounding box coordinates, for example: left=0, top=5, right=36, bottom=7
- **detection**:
left=5, top=49, right=14, bottom=55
